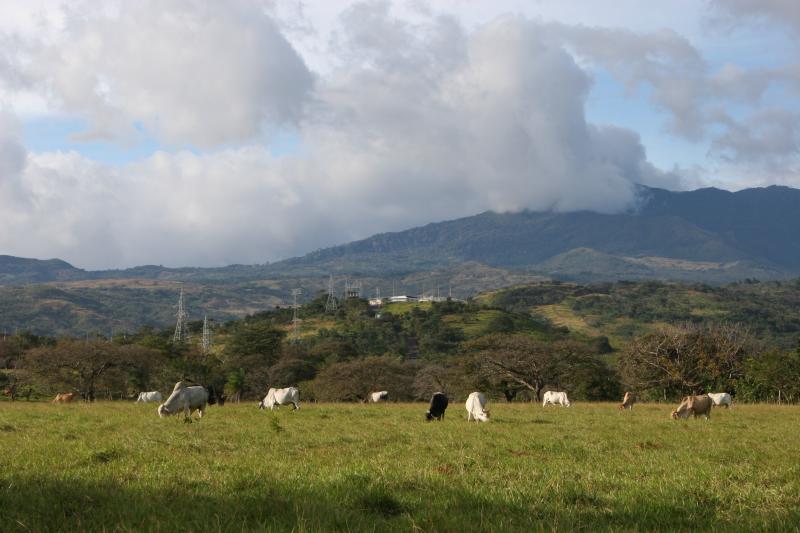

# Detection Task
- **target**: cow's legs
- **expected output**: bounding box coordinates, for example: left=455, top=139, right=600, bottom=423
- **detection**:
left=467, top=411, right=472, bottom=422
left=292, top=402, right=299, bottom=410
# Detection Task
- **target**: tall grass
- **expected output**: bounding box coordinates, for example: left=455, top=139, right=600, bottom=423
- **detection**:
left=1, top=401, right=798, bottom=531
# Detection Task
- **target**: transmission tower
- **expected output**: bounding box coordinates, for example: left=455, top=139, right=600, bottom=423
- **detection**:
left=202, top=315, right=212, bottom=355
left=173, top=288, right=189, bottom=343
left=291, top=288, right=302, bottom=343
left=325, top=275, right=338, bottom=312
left=344, top=279, right=362, bottom=299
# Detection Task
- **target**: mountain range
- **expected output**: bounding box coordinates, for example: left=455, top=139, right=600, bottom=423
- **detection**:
left=1, top=184, right=799, bottom=335
left=3, top=184, right=798, bottom=285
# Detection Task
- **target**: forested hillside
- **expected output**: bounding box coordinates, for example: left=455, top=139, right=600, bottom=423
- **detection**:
left=0, top=264, right=541, bottom=337
left=3, top=280, right=800, bottom=406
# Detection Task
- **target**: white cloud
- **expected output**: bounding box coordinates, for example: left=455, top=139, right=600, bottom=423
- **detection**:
left=0, top=11, right=681, bottom=268
left=1, top=1, right=798, bottom=269
left=710, top=0, right=800, bottom=35
left=12, top=0, right=313, bottom=147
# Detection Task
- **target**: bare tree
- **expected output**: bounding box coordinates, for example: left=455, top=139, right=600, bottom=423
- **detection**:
left=313, top=356, right=416, bottom=402
left=619, top=323, right=752, bottom=397
left=22, top=339, right=142, bottom=401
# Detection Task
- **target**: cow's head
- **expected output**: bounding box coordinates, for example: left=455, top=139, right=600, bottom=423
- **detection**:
left=618, top=403, right=625, bottom=410
left=157, top=404, right=171, bottom=418
left=476, top=410, right=490, bottom=422
left=425, top=411, right=433, bottom=421
left=671, top=406, right=691, bottom=420
left=257, top=400, right=264, bottom=410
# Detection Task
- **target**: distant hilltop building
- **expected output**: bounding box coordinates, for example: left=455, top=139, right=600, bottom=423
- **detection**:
left=388, top=295, right=418, bottom=303
left=419, top=295, right=449, bottom=303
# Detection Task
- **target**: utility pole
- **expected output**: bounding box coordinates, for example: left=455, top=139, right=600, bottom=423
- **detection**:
left=291, top=288, right=302, bottom=343
left=173, top=287, right=189, bottom=343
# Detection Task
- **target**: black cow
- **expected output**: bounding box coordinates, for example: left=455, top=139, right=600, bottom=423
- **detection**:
left=425, top=392, right=449, bottom=421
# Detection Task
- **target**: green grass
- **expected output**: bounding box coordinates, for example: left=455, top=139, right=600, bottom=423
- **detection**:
left=1, top=402, right=799, bottom=531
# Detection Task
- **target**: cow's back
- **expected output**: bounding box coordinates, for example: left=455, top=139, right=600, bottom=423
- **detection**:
left=466, top=392, right=486, bottom=412
left=689, top=394, right=712, bottom=417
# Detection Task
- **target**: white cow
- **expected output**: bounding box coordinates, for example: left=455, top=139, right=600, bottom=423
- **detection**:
left=135, top=391, right=163, bottom=403
left=157, top=382, right=208, bottom=419
left=259, top=387, right=300, bottom=410
left=707, top=392, right=732, bottom=408
left=370, top=391, right=389, bottom=403
left=465, top=392, right=490, bottom=422
left=542, top=391, right=571, bottom=408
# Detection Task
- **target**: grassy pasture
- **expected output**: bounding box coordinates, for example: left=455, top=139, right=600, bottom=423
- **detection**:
left=1, top=402, right=799, bottom=532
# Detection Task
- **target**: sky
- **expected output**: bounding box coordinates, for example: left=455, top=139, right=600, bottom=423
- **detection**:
left=0, top=0, right=798, bottom=269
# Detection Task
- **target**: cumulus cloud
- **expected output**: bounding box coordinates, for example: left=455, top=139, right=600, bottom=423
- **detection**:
left=712, top=108, right=800, bottom=165
left=0, top=8, right=682, bottom=269
left=711, top=0, right=800, bottom=34
left=543, top=19, right=800, bottom=177
left=17, top=0, right=313, bottom=147
left=7, top=2, right=797, bottom=269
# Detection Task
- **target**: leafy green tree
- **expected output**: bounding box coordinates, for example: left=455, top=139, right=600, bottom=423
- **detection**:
left=226, top=321, right=285, bottom=365
left=268, top=358, right=317, bottom=388
left=743, top=347, right=800, bottom=403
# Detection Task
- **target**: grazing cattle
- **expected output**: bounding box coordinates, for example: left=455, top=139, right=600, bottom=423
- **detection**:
left=370, top=391, right=389, bottom=403
left=707, top=392, right=732, bottom=408
left=671, top=394, right=713, bottom=420
left=258, top=387, right=300, bottom=410
left=465, top=392, right=490, bottom=422
left=52, top=392, right=75, bottom=404
left=158, top=382, right=209, bottom=419
left=426, top=392, right=449, bottom=421
left=619, top=391, right=636, bottom=410
left=542, top=391, right=571, bottom=408
left=135, top=391, right=163, bottom=403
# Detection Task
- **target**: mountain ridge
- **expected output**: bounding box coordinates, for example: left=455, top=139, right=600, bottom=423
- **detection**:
left=2, top=184, right=799, bottom=285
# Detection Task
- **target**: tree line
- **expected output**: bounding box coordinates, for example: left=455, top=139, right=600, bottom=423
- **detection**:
left=2, top=295, right=799, bottom=404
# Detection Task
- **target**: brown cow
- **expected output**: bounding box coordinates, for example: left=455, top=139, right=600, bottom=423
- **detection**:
left=671, top=394, right=712, bottom=420
left=52, top=392, right=76, bottom=404
left=619, top=391, right=636, bottom=410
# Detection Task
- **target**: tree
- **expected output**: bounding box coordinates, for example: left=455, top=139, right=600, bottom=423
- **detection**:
left=312, top=356, right=416, bottom=402
left=744, top=348, right=800, bottom=403
left=22, top=340, right=138, bottom=401
left=467, top=334, right=617, bottom=401
left=268, top=358, right=317, bottom=388
left=222, top=321, right=286, bottom=399
left=412, top=358, right=474, bottom=401
left=619, top=323, right=752, bottom=398
left=225, top=321, right=285, bottom=365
